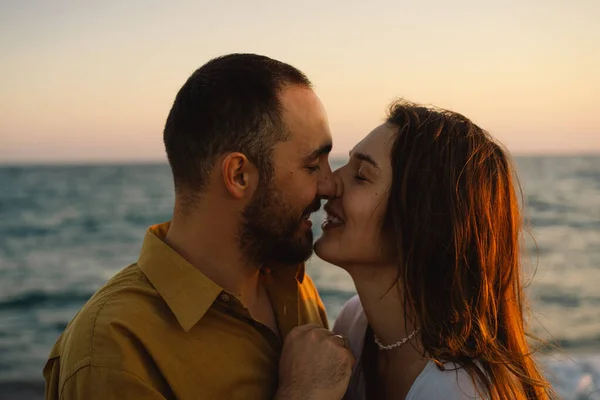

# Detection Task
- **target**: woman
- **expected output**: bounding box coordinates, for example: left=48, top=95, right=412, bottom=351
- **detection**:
left=315, top=101, right=553, bottom=399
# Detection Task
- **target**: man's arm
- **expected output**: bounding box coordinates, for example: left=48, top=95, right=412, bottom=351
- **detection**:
left=59, top=365, right=166, bottom=400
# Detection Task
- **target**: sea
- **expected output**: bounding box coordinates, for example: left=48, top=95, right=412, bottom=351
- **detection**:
left=1, top=156, right=599, bottom=399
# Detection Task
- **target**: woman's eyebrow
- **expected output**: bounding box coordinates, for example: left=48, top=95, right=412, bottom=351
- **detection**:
left=349, top=151, right=380, bottom=170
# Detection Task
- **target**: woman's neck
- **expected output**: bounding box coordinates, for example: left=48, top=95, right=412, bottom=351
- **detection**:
left=347, top=264, right=428, bottom=398
left=348, top=265, right=417, bottom=347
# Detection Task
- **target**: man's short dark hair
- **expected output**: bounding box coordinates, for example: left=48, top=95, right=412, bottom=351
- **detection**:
left=163, top=53, right=312, bottom=198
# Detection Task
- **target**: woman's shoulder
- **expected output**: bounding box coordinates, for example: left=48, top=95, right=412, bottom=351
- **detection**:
left=332, top=295, right=364, bottom=333
left=406, top=361, right=485, bottom=400
left=332, top=295, right=368, bottom=359
left=338, top=294, right=363, bottom=316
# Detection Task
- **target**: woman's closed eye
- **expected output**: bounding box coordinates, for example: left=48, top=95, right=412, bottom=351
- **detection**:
left=354, top=173, right=368, bottom=183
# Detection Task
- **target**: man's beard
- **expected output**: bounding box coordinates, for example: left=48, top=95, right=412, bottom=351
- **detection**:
left=239, top=179, right=320, bottom=266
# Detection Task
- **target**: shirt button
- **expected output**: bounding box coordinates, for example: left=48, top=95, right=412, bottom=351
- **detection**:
left=219, top=293, right=230, bottom=302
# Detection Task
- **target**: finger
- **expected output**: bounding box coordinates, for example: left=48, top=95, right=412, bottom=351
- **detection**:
left=347, top=352, right=356, bottom=367
left=290, top=323, right=322, bottom=337
left=331, top=334, right=351, bottom=349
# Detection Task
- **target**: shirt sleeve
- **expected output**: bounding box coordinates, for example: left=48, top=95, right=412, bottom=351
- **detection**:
left=43, top=355, right=60, bottom=400
left=59, top=365, right=167, bottom=400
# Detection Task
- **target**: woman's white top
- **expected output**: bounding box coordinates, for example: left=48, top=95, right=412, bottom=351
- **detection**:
left=332, top=295, right=484, bottom=399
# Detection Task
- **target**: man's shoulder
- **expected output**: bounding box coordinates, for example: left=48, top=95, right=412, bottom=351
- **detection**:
left=47, top=263, right=164, bottom=368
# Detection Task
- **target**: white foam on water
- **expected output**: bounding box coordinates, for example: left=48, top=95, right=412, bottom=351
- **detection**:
left=541, top=352, right=600, bottom=399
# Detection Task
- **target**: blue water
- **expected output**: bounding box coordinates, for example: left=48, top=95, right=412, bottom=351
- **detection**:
left=1, top=156, right=599, bottom=399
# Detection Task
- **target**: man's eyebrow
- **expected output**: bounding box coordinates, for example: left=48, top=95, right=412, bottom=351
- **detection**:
left=304, top=143, right=333, bottom=162
left=350, top=151, right=380, bottom=170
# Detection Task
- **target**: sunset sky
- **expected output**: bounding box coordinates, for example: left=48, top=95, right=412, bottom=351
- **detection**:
left=1, top=0, right=599, bottom=163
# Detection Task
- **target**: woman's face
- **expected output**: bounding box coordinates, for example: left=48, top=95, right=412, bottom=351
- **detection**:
left=314, top=123, right=396, bottom=269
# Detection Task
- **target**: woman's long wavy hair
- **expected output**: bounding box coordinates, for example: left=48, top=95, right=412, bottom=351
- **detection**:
left=379, top=100, right=553, bottom=399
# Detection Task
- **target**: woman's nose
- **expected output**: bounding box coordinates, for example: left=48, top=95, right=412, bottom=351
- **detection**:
left=333, top=170, right=344, bottom=198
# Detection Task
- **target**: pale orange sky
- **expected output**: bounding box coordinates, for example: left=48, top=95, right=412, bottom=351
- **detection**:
left=1, top=0, right=599, bottom=163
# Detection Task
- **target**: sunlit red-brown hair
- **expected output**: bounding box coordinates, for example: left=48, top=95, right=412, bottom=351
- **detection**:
left=379, top=100, right=553, bottom=399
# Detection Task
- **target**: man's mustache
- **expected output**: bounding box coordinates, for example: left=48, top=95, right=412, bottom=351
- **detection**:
left=303, top=199, right=321, bottom=216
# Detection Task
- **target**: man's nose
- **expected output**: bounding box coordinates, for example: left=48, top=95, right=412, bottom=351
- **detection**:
left=317, top=163, right=336, bottom=199
left=317, top=165, right=343, bottom=199
left=333, top=171, right=343, bottom=199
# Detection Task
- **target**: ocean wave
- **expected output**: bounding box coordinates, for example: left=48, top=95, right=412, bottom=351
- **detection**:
left=0, top=291, right=94, bottom=310
left=554, top=335, right=600, bottom=351
left=530, top=216, right=600, bottom=230
left=526, top=196, right=574, bottom=214
left=538, top=293, right=584, bottom=308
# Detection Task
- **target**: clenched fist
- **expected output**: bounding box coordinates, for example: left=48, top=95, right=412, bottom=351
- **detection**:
left=275, top=324, right=355, bottom=400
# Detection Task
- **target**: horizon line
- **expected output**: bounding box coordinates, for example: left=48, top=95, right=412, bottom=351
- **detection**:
left=1, top=151, right=600, bottom=168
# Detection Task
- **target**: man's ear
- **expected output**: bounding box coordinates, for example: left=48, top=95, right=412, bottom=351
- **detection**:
left=221, top=152, right=256, bottom=199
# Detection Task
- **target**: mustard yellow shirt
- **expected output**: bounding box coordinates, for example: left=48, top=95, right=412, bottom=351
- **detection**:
left=43, top=223, right=329, bottom=399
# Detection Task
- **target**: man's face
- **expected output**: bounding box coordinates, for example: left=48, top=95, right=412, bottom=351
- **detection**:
left=239, top=86, right=335, bottom=265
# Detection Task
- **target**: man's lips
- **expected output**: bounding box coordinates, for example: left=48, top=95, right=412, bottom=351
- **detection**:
left=302, top=201, right=322, bottom=219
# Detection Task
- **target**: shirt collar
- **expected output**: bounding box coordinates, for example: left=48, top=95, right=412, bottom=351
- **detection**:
left=138, top=222, right=222, bottom=332
left=137, top=222, right=305, bottom=332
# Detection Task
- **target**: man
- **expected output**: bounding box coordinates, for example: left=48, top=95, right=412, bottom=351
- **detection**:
left=43, top=54, right=354, bottom=399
